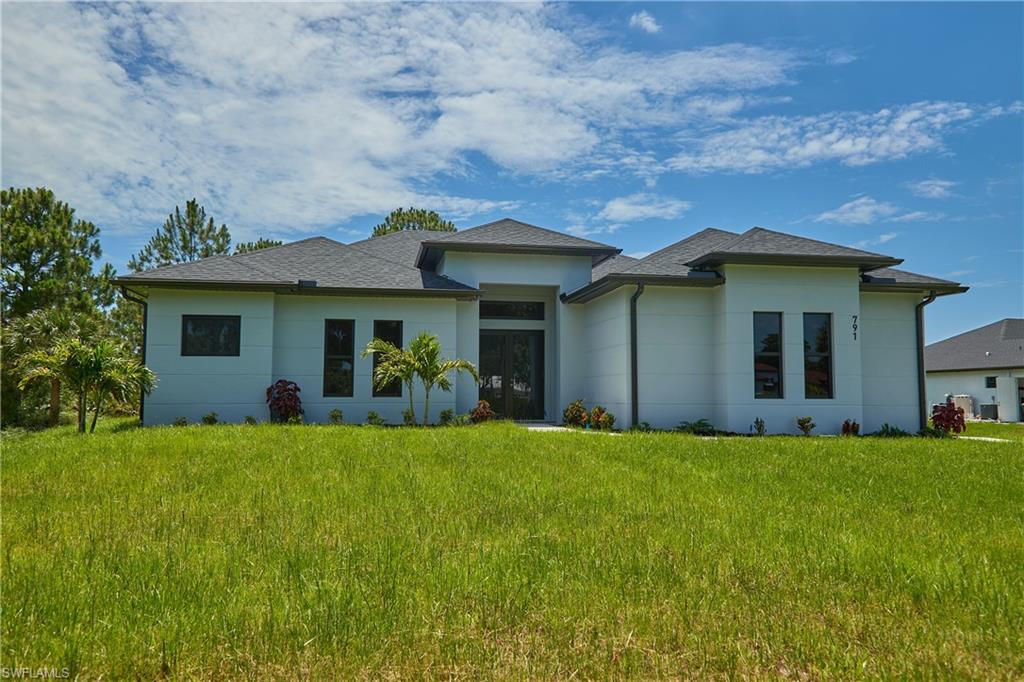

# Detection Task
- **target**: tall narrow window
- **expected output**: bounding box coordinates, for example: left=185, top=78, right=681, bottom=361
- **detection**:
left=803, top=313, right=833, bottom=399
left=372, top=320, right=403, bottom=397
left=181, top=315, right=240, bottom=356
left=753, top=312, right=783, bottom=398
left=323, top=319, right=354, bottom=397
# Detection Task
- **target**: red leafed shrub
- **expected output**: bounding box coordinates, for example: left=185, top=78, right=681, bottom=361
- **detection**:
left=469, top=399, right=496, bottom=423
left=931, top=399, right=966, bottom=434
left=266, top=379, right=303, bottom=423
left=842, top=419, right=860, bottom=436
left=590, top=405, right=607, bottom=430
left=562, top=399, right=588, bottom=427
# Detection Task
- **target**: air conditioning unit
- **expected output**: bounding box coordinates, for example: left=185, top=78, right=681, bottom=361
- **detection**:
left=953, top=394, right=974, bottom=417
left=980, top=403, right=999, bottom=421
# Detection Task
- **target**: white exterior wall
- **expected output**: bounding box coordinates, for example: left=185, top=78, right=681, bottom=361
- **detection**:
left=714, top=265, right=864, bottom=435
left=144, top=289, right=275, bottom=425
left=927, top=368, right=1024, bottom=422
left=582, top=288, right=631, bottom=424
left=272, top=295, right=458, bottom=424
left=635, top=286, right=717, bottom=429
left=859, top=292, right=922, bottom=432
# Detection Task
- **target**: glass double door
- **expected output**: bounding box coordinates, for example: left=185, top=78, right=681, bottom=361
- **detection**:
left=479, top=330, right=544, bottom=420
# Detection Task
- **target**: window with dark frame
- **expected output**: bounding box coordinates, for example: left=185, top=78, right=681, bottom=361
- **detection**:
left=803, top=313, right=833, bottom=399
left=985, top=376, right=997, bottom=389
left=479, top=301, right=544, bottom=320
left=753, top=312, right=783, bottom=399
left=372, top=320, right=403, bottom=397
left=323, top=319, right=355, bottom=397
left=181, top=315, right=240, bottom=356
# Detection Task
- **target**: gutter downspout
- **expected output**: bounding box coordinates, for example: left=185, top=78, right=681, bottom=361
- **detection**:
left=915, top=290, right=937, bottom=431
left=630, top=283, right=645, bottom=428
left=120, top=286, right=149, bottom=424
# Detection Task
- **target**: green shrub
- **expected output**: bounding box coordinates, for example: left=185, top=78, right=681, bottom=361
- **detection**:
left=201, top=412, right=219, bottom=426
left=328, top=409, right=343, bottom=425
left=796, top=417, right=815, bottom=436
left=243, top=416, right=258, bottom=425
left=630, top=421, right=654, bottom=433
left=869, top=423, right=913, bottom=438
left=563, top=399, right=588, bottom=428
left=753, top=417, right=766, bottom=436
left=402, top=408, right=417, bottom=426
left=172, top=417, right=188, bottom=427
left=918, top=426, right=953, bottom=439
left=285, top=414, right=304, bottom=425
left=677, top=419, right=715, bottom=435
left=366, top=411, right=387, bottom=427
left=438, top=409, right=455, bottom=426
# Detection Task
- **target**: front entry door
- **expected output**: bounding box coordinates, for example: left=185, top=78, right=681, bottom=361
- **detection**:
left=479, top=330, right=544, bottom=420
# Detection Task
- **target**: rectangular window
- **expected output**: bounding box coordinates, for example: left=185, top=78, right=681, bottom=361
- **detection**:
left=985, top=376, right=997, bottom=389
left=323, top=319, right=354, bottom=397
left=181, top=315, right=240, bottom=356
left=803, top=313, right=833, bottom=399
left=480, top=300, right=544, bottom=320
left=753, top=312, right=783, bottom=399
left=372, top=320, right=403, bottom=397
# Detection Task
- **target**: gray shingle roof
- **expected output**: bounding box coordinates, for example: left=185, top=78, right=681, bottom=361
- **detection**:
left=117, top=236, right=477, bottom=295
left=861, top=267, right=962, bottom=289
left=416, top=218, right=619, bottom=268
left=591, top=253, right=638, bottom=281
left=926, top=319, right=1024, bottom=371
left=615, top=228, right=740, bottom=277
left=685, top=227, right=902, bottom=269
left=347, top=230, right=437, bottom=267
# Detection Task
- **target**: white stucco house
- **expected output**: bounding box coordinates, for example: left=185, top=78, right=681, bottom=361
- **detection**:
left=116, top=219, right=966, bottom=434
left=926, top=318, right=1024, bottom=422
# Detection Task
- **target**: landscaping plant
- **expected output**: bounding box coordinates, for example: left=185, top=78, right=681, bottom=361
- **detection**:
left=931, top=399, right=967, bottom=434
left=265, top=379, right=303, bottom=423
left=590, top=405, right=607, bottom=429
left=243, top=416, right=258, bottom=425
left=469, top=400, right=495, bottom=424
left=562, top=399, right=588, bottom=427
left=365, top=411, right=386, bottom=427
left=598, top=411, right=615, bottom=431
left=328, top=409, right=344, bottom=425
left=438, top=409, right=455, bottom=426
left=796, top=416, right=815, bottom=436
left=842, top=419, right=860, bottom=436
left=677, top=419, right=715, bottom=436
left=753, top=417, right=766, bottom=436
left=201, top=412, right=219, bottom=425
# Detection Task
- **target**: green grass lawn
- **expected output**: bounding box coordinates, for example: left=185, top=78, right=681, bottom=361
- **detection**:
left=3, top=421, right=1022, bottom=678
left=960, top=420, right=1024, bottom=442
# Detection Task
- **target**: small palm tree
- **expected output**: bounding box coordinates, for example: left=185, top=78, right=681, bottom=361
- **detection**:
left=87, top=341, right=156, bottom=433
left=19, top=337, right=95, bottom=433
left=408, top=331, right=478, bottom=425
left=362, top=338, right=418, bottom=423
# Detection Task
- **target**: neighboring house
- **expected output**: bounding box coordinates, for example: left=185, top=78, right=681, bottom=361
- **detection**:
left=115, top=219, right=966, bottom=433
left=926, top=319, right=1024, bottom=422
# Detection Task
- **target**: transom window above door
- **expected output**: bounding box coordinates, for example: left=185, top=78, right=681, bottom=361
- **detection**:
left=480, top=301, right=544, bottom=320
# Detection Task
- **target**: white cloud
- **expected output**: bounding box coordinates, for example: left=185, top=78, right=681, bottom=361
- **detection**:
left=945, top=269, right=974, bottom=277
left=814, top=197, right=898, bottom=224
left=907, top=178, right=957, bottom=199
left=0, top=3, right=799, bottom=241
left=814, top=196, right=944, bottom=225
left=853, top=232, right=900, bottom=249
left=669, top=102, right=1012, bottom=174
left=629, top=11, right=661, bottom=34
left=597, top=193, right=692, bottom=222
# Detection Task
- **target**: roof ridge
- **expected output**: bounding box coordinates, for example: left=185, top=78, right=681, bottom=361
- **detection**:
left=633, top=227, right=739, bottom=264
left=926, top=319, right=1006, bottom=347
left=439, top=217, right=617, bottom=249
left=740, top=226, right=892, bottom=258
left=865, top=266, right=957, bottom=284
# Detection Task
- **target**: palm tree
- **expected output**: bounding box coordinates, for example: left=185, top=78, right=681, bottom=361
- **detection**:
left=87, top=340, right=156, bottom=433
left=362, top=337, right=419, bottom=423
left=19, top=337, right=95, bottom=432
left=408, top=331, right=478, bottom=425
left=5, top=308, right=98, bottom=426
left=19, top=337, right=156, bottom=433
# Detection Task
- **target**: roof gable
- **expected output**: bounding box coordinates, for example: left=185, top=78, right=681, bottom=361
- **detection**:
left=685, top=227, right=902, bottom=270
left=416, top=218, right=620, bottom=268
left=926, top=318, right=1024, bottom=371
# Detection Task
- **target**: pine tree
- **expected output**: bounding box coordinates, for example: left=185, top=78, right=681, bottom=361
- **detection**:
left=372, top=207, right=456, bottom=237
left=234, top=238, right=284, bottom=254
left=127, top=199, right=231, bottom=272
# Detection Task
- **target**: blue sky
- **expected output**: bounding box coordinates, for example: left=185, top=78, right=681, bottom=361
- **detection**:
left=2, top=2, right=1021, bottom=342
